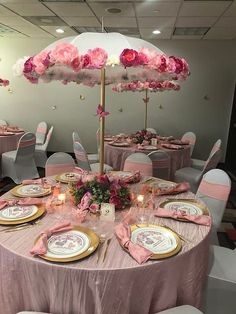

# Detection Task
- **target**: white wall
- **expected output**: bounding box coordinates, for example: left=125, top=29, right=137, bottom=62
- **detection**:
left=0, top=37, right=235, bottom=160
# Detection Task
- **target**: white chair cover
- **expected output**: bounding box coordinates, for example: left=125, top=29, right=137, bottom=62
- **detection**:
left=74, top=141, right=112, bottom=172
left=181, top=131, right=196, bottom=157
left=72, top=131, right=98, bottom=164
left=192, top=139, right=222, bottom=171
left=196, top=169, right=231, bottom=245
left=1, top=132, right=39, bottom=184
left=35, top=121, right=47, bottom=145
left=148, top=150, right=170, bottom=180
left=0, top=119, right=8, bottom=126
left=157, top=305, right=203, bottom=314
left=96, top=127, right=110, bottom=154
left=45, top=152, right=75, bottom=177
left=123, top=153, right=153, bottom=176
left=174, top=150, right=221, bottom=193
left=146, top=127, right=157, bottom=134
left=34, top=126, right=54, bottom=168
left=203, top=245, right=236, bottom=314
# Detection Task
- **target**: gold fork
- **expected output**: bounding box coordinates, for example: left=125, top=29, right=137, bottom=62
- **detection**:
left=1, top=220, right=42, bottom=233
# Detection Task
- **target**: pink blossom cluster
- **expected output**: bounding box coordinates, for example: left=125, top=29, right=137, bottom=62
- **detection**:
left=112, top=80, right=180, bottom=92
left=0, top=78, right=9, bottom=87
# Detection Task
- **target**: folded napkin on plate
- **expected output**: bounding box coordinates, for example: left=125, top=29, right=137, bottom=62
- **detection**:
left=0, top=197, right=43, bottom=209
left=123, top=171, right=141, bottom=184
left=30, top=221, right=73, bottom=256
left=115, top=223, right=152, bottom=264
left=155, top=207, right=211, bottom=226
left=161, top=143, right=183, bottom=150
left=74, top=166, right=88, bottom=175
left=170, top=139, right=189, bottom=145
left=22, top=178, right=52, bottom=189
left=142, top=181, right=190, bottom=196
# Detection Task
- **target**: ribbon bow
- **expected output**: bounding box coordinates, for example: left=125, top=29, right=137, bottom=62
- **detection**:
left=96, top=104, right=110, bottom=118
left=142, top=97, right=150, bottom=104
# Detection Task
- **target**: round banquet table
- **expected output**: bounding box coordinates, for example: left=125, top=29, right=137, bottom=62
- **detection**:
left=0, top=132, right=24, bottom=155
left=104, top=143, right=191, bottom=179
left=0, top=179, right=211, bottom=314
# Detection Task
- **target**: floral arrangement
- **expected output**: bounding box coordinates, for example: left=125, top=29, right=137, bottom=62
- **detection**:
left=131, top=129, right=156, bottom=144
left=71, top=174, right=131, bottom=211
left=0, top=78, right=9, bottom=87
left=13, top=43, right=189, bottom=85
left=112, top=80, right=180, bottom=92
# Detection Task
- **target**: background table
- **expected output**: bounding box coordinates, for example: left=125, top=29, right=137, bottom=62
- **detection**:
left=0, top=132, right=24, bottom=155
left=105, top=143, right=191, bottom=179
left=0, top=183, right=210, bottom=314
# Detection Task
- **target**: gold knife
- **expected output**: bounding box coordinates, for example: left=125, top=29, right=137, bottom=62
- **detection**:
left=2, top=220, right=41, bottom=233
left=102, top=238, right=112, bottom=263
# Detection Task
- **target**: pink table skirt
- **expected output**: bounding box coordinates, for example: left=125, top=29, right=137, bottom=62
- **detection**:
left=0, top=185, right=211, bottom=314
left=104, top=143, right=191, bottom=179
left=0, top=132, right=24, bottom=155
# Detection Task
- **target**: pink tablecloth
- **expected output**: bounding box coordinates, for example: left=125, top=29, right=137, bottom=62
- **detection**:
left=105, top=143, right=191, bottom=179
left=0, top=132, right=24, bottom=155
left=0, top=186, right=210, bottom=314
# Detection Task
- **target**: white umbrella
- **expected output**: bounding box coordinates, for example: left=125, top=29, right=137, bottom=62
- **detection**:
left=14, top=32, right=189, bottom=174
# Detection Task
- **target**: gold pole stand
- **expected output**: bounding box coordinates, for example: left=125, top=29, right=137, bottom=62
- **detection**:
left=144, top=89, right=148, bottom=130
left=99, top=68, right=106, bottom=175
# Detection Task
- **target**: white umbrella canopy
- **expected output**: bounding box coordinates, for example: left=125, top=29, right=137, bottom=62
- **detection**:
left=14, top=32, right=189, bottom=174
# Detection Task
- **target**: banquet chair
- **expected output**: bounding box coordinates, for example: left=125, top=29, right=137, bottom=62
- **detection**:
left=148, top=150, right=170, bottom=180
left=196, top=169, right=231, bottom=245
left=45, top=152, right=76, bottom=176
left=203, top=245, right=236, bottom=314
left=96, top=127, right=110, bottom=153
left=34, top=126, right=53, bottom=168
left=191, top=139, right=222, bottom=171
left=1, top=132, right=39, bottom=184
left=157, top=305, right=203, bottom=314
left=174, top=149, right=221, bottom=193
left=73, top=141, right=113, bottom=172
left=0, top=119, right=8, bottom=126
left=181, top=131, right=196, bottom=157
left=17, top=312, right=51, bottom=314
left=72, top=131, right=98, bottom=164
left=35, top=121, right=47, bottom=145
left=123, top=153, right=153, bottom=176
left=146, top=127, right=157, bottom=134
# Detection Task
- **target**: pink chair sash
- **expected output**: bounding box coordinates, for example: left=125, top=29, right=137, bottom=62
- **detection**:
left=183, top=136, right=194, bottom=145
left=19, top=138, right=35, bottom=148
left=152, top=159, right=170, bottom=168
left=198, top=179, right=230, bottom=201
left=36, top=127, right=47, bottom=134
left=124, top=160, right=152, bottom=176
left=46, top=163, right=75, bottom=176
left=75, top=150, right=88, bottom=162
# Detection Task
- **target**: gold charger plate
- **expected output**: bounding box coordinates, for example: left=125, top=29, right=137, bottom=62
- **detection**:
left=130, top=224, right=182, bottom=260
left=0, top=204, right=45, bottom=225
left=159, top=199, right=209, bottom=217
left=37, top=225, right=99, bottom=263
left=55, top=172, right=81, bottom=183
left=11, top=184, right=51, bottom=198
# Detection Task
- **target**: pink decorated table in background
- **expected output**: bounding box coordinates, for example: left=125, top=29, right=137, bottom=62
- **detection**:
left=105, top=142, right=191, bottom=179
left=0, top=176, right=210, bottom=314
left=0, top=127, right=24, bottom=155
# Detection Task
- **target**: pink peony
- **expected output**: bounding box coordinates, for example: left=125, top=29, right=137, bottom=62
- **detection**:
left=169, top=56, right=184, bottom=74
left=138, top=52, right=148, bottom=65
left=23, top=57, right=35, bottom=73
left=33, top=50, right=50, bottom=75
left=87, top=48, right=108, bottom=69
left=109, top=195, right=123, bottom=209
left=139, top=48, right=157, bottom=62
left=81, top=54, right=92, bottom=68
left=50, top=43, right=79, bottom=66
left=79, top=191, right=92, bottom=211
left=71, top=57, right=81, bottom=72
left=120, top=49, right=139, bottom=67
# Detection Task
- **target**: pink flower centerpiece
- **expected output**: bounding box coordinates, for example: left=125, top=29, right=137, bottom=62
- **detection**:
left=70, top=174, right=131, bottom=211
left=131, top=129, right=156, bottom=144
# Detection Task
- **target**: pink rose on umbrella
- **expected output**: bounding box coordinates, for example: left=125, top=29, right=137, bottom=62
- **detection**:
left=87, top=48, right=108, bottom=69
left=81, top=54, right=92, bottom=69
left=71, top=57, right=81, bottom=72
left=120, top=49, right=139, bottom=67
left=33, top=50, right=50, bottom=75
left=23, top=57, right=35, bottom=73
left=50, top=43, right=79, bottom=66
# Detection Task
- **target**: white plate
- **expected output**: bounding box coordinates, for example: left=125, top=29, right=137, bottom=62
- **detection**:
left=157, top=181, right=176, bottom=189
left=17, top=185, right=48, bottom=196
left=163, top=201, right=203, bottom=216
left=131, top=226, right=177, bottom=254
left=0, top=205, right=38, bottom=221
left=140, top=145, right=157, bottom=150
left=109, top=171, right=133, bottom=179
left=60, top=172, right=81, bottom=181
left=110, top=142, right=130, bottom=147
left=45, top=230, right=91, bottom=259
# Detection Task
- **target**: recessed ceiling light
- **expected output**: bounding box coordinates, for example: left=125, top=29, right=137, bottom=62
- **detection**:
left=152, top=29, right=161, bottom=35
left=56, top=28, right=65, bottom=34
left=106, top=7, right=122, bottom=14
left=153, top=10, right=160, bottom=13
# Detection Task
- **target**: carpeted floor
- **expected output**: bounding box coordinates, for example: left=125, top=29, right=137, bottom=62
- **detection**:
left=0, top=167, right=235, bottom=249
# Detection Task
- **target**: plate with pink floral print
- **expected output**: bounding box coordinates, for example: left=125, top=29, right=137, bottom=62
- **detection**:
left=131, top=224, right=181, bottom=259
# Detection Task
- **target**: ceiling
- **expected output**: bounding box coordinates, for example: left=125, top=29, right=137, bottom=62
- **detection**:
left=0, top=0, right=236, bottom=40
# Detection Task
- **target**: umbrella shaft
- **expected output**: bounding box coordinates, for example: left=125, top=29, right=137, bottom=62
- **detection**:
left=99, top=68, right=106, bottom=175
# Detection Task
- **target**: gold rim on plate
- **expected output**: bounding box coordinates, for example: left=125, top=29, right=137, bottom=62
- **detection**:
left=159, top=199, right=209, bottom=216
left=0, top=205, right=45, bottom=225
left=55, top=173, right=80, bottom=184
left=11, top=184, right=52, bottom=198
left=37, top=225, right=99, bottom=263
left=130, top=224, right=182, bottom=260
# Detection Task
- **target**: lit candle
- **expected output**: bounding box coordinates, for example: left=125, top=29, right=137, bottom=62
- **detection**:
left=137, top=194, right=144, bottom=206
left=58, top=193, right=66, bottom=204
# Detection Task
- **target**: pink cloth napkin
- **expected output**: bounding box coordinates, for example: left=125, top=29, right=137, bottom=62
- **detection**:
left=170, top=139, right=189, bottom=145
left=74, top=167, right=88, bottom=175
left=142, top=182, right=190, bottom=196
left=155, top=207, right=211, bottom=226
left=115, top=223, right=153, bottom=264
left=22, top=178, right=52, bottom=189
left=0, top=198, right=43, bottom=210
left=123, top=171, right=141, bottom=184
left=30, top=221, right=73, bottom=256
left=161, top=143, right=183, bottom=150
